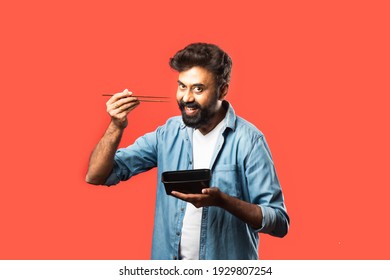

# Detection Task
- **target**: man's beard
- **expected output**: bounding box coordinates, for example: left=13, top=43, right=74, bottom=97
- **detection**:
left=178, top=99, right=216, bottom=129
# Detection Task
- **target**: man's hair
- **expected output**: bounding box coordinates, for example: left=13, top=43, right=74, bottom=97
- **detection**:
left=169, top=43, right=232, bottom=89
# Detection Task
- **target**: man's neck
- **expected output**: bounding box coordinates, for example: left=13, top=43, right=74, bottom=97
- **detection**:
left=198, top=104, right=227, bottom=135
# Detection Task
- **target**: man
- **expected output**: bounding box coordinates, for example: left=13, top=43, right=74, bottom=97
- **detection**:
left=86, top=43, right=289, bottom=260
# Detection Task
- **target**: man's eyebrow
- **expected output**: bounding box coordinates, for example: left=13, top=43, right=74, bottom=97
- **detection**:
left=177, top=80, right=205, bottom=87
left=192, top=83, right=205, bottom=87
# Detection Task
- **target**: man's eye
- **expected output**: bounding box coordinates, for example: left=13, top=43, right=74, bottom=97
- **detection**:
left=179, top=84, right=186, bottom=89
left=193, top=87, right=203, bottom=93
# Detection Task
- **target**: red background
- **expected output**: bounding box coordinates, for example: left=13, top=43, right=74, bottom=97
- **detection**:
left=1, top=0, right=389, bottom=259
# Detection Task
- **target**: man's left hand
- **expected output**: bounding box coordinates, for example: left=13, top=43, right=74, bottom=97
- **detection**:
left=171, top=187, right=225, bottom=208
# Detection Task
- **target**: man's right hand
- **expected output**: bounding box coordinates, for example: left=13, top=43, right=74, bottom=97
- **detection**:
left=85, top=89, right=140, bottom=185
left=106, top=89, right=140, bottom=129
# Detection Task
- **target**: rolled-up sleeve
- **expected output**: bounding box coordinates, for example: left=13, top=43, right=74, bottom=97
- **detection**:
left=245, top=136, right=289, bottom=237
left=104, top=130, right=159, bottom=186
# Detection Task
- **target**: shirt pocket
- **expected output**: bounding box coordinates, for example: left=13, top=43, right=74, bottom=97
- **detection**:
left=212, top=164, right=242, bottom=198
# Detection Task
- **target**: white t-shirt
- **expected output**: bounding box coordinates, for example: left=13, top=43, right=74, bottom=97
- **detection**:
left=179, top=119, right=226, bottom=260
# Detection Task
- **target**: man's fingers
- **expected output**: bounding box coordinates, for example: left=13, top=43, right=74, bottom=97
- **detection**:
left=171, top=191, right=186, bottom=199
left=171, top=191, right=206, bottom=202
left=106, top=89, right=133, bottom=106
left=115, top=89, right=133, bottom=100
left=114, top=99, right=140, bottom=113
left=109, top=103, right=140, bottom=122
left=201, top=187, right=217, bottom=195
left=107, top=97, right=140, bottom=116
left=172, top=191, right=193, bottom=201
left=108, top=96, right=138, bottom=110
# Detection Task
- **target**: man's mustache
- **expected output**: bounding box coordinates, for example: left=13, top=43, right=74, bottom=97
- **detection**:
left=178, top=100, right=201, bottom=110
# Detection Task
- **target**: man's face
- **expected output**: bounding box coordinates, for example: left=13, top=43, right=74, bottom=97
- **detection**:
left=176, top=66, right=222, bottom=131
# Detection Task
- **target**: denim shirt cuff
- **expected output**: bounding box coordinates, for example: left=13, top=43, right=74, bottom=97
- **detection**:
left=255, top=205, right=277, bottom=233
left=103, top=162, right=121, bottom=186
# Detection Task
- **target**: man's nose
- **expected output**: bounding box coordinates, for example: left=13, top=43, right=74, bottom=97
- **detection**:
left=182, top=89, right=195, bottom=103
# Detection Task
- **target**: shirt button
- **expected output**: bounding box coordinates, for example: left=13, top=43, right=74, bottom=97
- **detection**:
left=180, top=208, right=184, bottom=212
left=176, top=232, right=180, bottom=236
left=189, top=161, right=192, bottom=164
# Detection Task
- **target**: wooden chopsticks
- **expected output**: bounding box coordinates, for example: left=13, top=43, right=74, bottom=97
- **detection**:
left=102, top=94, right=170, bottom=102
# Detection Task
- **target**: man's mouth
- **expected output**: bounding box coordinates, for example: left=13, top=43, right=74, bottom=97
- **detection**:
left=184, top=106, right=199, bottom=116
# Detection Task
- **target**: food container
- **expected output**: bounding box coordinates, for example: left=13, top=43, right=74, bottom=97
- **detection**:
left=161, top=169, right=211, bottom=195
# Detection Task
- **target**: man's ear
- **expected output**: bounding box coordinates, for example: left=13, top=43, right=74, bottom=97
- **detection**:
left=219, top=83, right=229, bottom=100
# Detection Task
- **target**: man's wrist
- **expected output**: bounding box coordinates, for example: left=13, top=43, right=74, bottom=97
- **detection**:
left=217, top=191, right=230, bottom=209
left=109, top=120, right=127, bottom=133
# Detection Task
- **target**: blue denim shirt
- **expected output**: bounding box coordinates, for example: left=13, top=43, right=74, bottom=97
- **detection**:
left=105, top=102, right=289, bottom=260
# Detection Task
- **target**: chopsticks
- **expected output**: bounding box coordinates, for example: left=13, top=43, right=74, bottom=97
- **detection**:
left=102, top=94, right=170, bottom=102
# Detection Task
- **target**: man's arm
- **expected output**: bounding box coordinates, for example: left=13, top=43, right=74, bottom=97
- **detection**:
left=171, top=188, right=263, bottom=229
left=86, top=89, right=140, bottom=185
left=172, top=136, right=289, bottom=235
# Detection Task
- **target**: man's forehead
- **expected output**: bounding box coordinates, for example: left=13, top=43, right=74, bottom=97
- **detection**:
left=178, top=66, right=214, bottom=85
